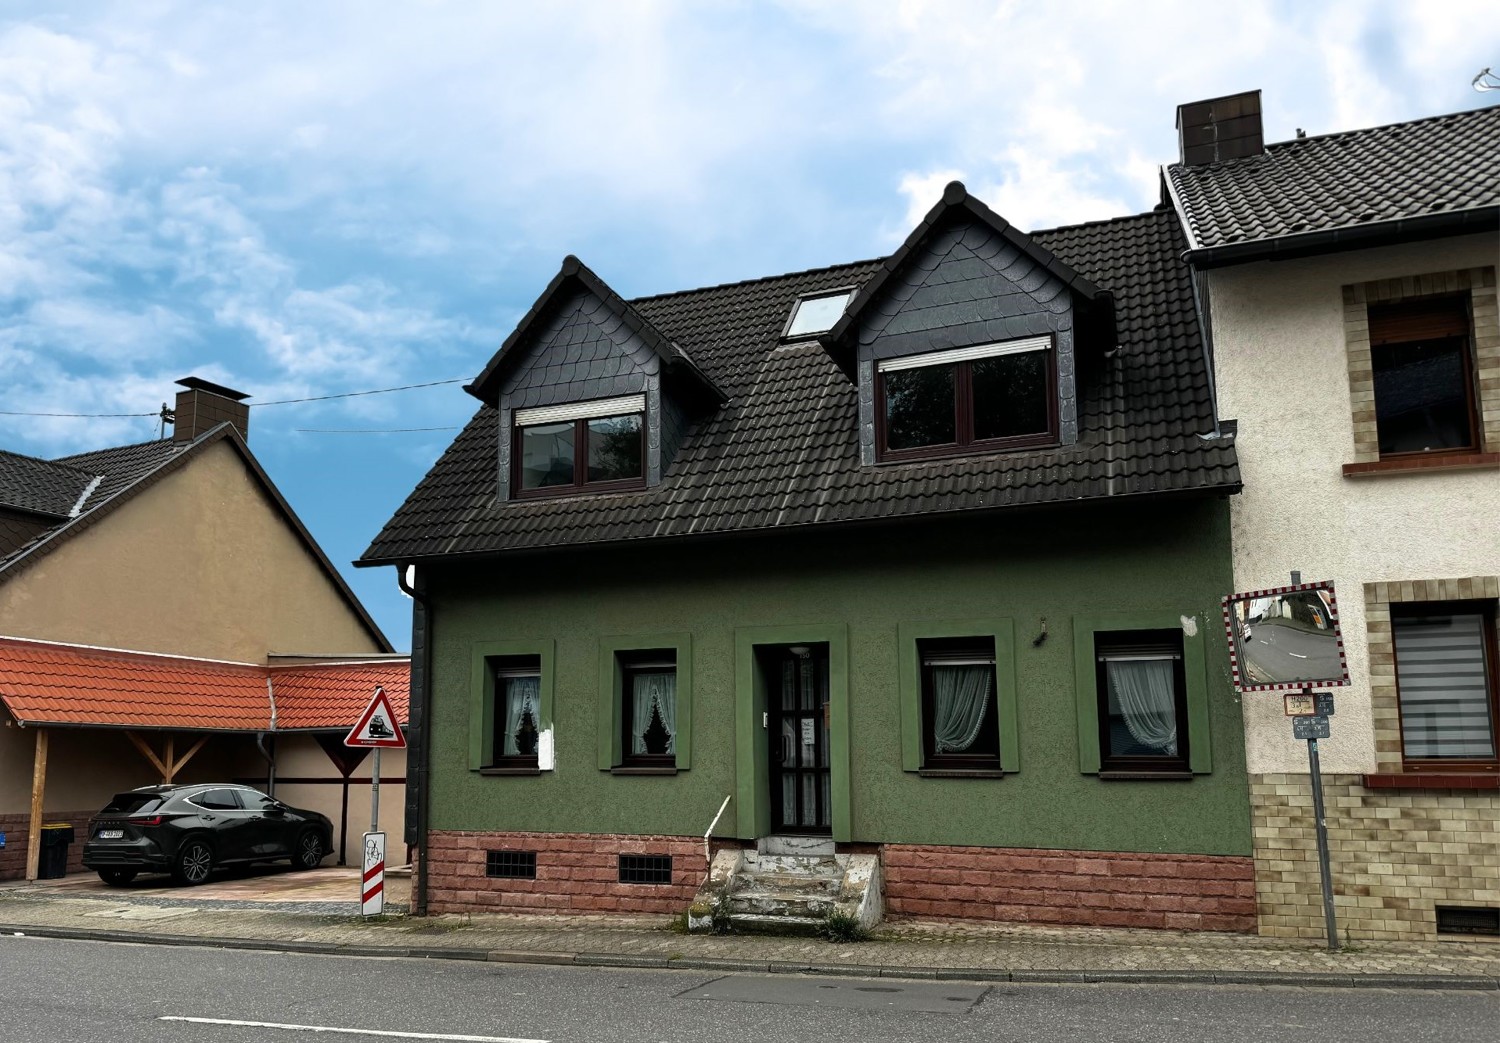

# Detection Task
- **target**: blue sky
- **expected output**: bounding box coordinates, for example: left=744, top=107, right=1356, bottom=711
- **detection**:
left=2, top=1, right=1495, bottom=651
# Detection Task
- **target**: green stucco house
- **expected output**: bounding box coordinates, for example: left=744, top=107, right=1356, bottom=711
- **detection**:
left=360, top=183, right=1256, bottom=931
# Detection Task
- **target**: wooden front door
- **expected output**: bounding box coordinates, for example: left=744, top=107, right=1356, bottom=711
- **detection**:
left=766, top=645, right=832, bottom=834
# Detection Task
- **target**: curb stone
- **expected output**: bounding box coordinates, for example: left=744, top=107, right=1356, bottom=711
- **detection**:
left=1, top=923, right=1496, bottom=991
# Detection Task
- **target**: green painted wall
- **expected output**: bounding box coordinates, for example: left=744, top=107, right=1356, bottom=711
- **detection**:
left=423, top=498, right=1252, bottom=856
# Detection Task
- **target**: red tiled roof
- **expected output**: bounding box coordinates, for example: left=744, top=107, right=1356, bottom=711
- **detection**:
left=270, top=663, right=410, bottom=731
left=0, top=637, right=409, bottom=731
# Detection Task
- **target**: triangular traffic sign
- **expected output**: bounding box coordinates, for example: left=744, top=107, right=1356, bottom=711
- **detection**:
left=345, top=685, right=406, bottom=748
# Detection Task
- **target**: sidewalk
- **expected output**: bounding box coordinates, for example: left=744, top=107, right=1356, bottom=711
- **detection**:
left=2, top=873, right=1498, bottom=990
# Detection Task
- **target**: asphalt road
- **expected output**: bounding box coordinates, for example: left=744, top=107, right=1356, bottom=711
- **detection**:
left=0, top=936, right=1494, bottom=1043
left=1241, top=620, right=1344, bottom=684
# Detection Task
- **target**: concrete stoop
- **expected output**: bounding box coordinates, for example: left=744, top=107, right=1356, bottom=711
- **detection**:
left=688, top=840, right=883, bottom=936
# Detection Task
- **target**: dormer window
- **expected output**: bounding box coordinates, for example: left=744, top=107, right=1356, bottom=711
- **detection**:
left=513, top=395, right=645, bottom=498
left=876, top=336, right=1057, bottom=461
left=784, top=289, right=855, bottom=339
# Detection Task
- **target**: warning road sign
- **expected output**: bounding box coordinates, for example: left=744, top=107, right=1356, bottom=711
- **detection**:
left=344, top=685, right=406, bottom=749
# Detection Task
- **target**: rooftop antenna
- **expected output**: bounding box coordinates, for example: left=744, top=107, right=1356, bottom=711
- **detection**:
left=157, top=403, right=174, bottom=440
left=1474, top=67, right=1500, bottom=92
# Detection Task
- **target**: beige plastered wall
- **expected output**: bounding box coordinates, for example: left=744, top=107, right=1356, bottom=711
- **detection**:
left=0, top=439, right=383, bottom=663
left=272, top=736, right=408, bottom=865
left=1206, top=233, right=1500, bottom=776
left=1208, top=233, right=1500, bottom=940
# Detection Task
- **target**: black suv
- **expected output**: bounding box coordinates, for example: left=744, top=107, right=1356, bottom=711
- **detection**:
left=82, top=784, right=333, bottom=886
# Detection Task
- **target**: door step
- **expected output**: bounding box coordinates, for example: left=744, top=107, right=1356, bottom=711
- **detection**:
left=687, top=847, right=884, bottom=936
left=757, top=835, right=836, bottom=857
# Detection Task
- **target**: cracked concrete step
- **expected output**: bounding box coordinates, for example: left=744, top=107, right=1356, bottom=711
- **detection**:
left=740, top=854, right=842, bottom=874
left=733, top=871, right=841, bottom=894
left=727, top=890, right=838, bottom=918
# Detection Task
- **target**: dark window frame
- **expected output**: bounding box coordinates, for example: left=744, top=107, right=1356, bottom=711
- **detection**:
left=918, top=637, right=1002, bottom=771
left=487, top=654, right=543, bottom=772
left=618, top=649, right=678, bottom=770
left=1368, top=295, right=1482, bottom=461
left=875, top=340, right=1059, bottom=463
left=1392, top=599, right=1499, bottom=773
left=485, top=850, right=538, bottom=880
left=511, top=412, right=646, bottom=500
left=618, top=853, right=674, bottom=885
left=1094, top=629, right=1191, bottom=775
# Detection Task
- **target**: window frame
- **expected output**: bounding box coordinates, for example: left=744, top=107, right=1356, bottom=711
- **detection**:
left=897, top=619, right=1020, bottom=776
left=511, top=409, right=646, bottom=500
left=1073, top=612, right=1213, bottom=777
left=468, top=639, right=556, bottom=775
left=1093, top=629, right=1192, bottom=775
left=597, top=633, right=693, bottom=773
left=917, top=637, right=1002, bottom=771
left=619, top=650, right=679, bottom=770
left=1391, top=598, right=1500, bottom=773
left=487, top=656, right=544, bottom=772
left=1367, top=294, right=1482, bottom=461
left=875, top=337, right=1059, bottom=462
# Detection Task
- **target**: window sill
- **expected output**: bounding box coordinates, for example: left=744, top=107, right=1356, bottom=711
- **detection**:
left=917, top=768, right=1006, bottom=778
left=479, top=766, right=543, bottom=777
left=1363, top=772, right=1500, bottom=790
left=1342, top=452, right=1499, bottom=478
left=609, top=766, right=679, bottom=776
left=1097, top=771, right=1195, bottom=781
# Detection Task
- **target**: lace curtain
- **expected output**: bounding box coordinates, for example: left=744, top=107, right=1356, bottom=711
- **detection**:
left=1106, top=660, right=1177, bottom=754
left=502, top=676, right=539, bottom=756
left=631, top=670, right=676, bottom=755
left=932, top=665, right=991, bottom=753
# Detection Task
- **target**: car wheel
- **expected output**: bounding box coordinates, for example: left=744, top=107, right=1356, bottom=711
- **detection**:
left=171, top=838, right=214, bottom=886
left=97, top=868, right=137, bottom=886
left=293, top=830, right=325, bottom=870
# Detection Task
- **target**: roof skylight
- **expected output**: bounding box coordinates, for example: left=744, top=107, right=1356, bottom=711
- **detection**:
left=784, top=289, right=854, bottom=339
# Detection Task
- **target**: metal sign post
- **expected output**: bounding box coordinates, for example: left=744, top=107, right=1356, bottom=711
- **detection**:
left=345, top=686, right=405, bottom=917
left=1289, top=691, right=1338, bottom=950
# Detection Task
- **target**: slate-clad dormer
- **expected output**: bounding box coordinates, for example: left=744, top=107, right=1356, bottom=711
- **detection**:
left=465, top=256, right=723, bottom=502
left=823, top=182, right=1112, bottom=466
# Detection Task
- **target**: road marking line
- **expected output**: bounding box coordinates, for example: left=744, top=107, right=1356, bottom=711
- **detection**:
left=158, top=1016, right=546, bottom=1042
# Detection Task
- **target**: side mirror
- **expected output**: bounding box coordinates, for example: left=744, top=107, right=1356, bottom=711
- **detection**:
left=266, top=803, right=287, bottom=815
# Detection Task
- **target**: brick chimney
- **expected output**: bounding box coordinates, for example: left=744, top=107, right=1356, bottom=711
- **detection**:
left=172, top=376, right=251, bottom=444
left=1176, top=90, right=1264, bottom=165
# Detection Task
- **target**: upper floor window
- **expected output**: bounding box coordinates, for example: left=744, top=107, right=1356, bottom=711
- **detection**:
left=784, top=289, right=854, bottom=339
left=513, top=395, right=645, bottom=498
left=876, top=337, right=1056, bottom=461
left=1369, top=296, right=1478, bottom=457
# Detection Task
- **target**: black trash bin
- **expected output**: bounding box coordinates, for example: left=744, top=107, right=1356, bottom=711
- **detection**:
left=38, top=822, right=75, bottom=879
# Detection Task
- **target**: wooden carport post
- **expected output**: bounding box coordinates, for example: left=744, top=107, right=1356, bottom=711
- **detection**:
left=24, top=728, right=48, bottom=882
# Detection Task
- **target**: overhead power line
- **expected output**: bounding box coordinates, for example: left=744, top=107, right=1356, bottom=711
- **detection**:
left=0, top=377, right=469, bottom=418
left=294, top=426, right=461, bottom=434
left=255, top=378, right=467, bottom=406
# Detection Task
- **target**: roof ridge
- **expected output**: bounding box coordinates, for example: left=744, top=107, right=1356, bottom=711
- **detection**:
left=628, top=255, right=887, bottom=304
left=1265, top=100, right=1500, bottom=151
left=1028, top=207, right=1169, bottom=239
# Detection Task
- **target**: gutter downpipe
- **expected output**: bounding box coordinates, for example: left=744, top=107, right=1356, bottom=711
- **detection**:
left=397, top=562, right=432, bottom=917
left=256, top=677, right=278, bottom=797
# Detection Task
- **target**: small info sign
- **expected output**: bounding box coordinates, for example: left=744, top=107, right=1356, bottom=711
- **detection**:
left=1292, top=715, right=1331, bottom=741
left=1284, top=692, right=1336, bottom=717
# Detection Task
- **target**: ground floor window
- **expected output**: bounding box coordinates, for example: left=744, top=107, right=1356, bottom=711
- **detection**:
left=1393, top=601, right=1498, bottom=765
left=920, top=637, right=1000, bottom=769
left=620, top=650, right=678, bottom=766
left=1095, top=630, right=1189, bottom=773
left=490, top=655, right=542, bottom=770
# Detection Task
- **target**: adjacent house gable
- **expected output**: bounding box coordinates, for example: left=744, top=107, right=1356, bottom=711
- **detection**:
left=0, top=425, right=391, bottom=660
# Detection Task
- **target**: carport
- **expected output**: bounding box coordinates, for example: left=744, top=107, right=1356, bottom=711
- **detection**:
left=0, top=636, right=407, bottom=881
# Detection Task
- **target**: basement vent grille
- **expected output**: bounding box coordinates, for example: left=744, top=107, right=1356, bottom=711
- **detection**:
left=485, top=850, right=537, bottom=880
left=618, top=854, right=673, bottom=885
left=1436, top=906, right=1499, bottom=936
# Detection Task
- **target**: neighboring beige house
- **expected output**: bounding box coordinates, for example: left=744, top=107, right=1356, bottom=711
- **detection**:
left=1166, top=94, right=1499, bottom=940
left=0, top=378, right=409, bottom=879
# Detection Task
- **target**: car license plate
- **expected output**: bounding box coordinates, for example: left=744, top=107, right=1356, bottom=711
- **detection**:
left=97, top=829, right=124, bottom=840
